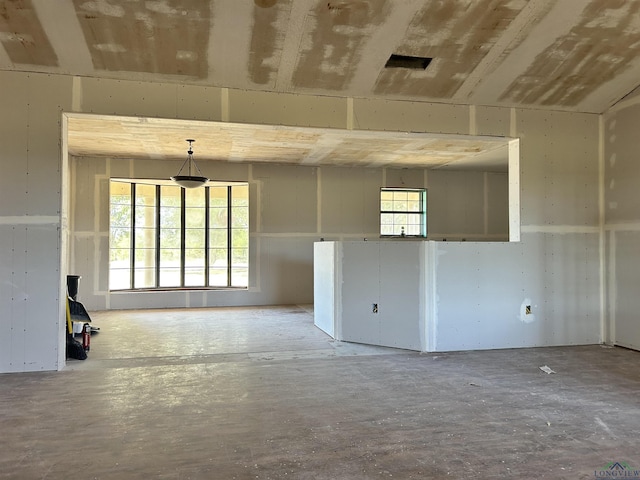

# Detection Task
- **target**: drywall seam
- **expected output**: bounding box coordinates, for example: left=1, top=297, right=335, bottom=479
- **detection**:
left=520, top=225, right=600, bottom=234
left=604, top=223, right=640, bottom=231
left=316, top=167, right=322, bottom=233
left=72, top=76, right=82, bottom=111
left=249, top=164, right=261, bottom=292
left=427, top=242, right=438, bottom=352
left=510, top=108, right=517, bottom=137
left=508, top=138, right=520, bottom=241
left=93, top=174, right=104, bottom=296
left=221, top=88, right=230, bottom=122
left=425, top=233, right=509, bottom=240
left=59, top=112, right=71, bottom=371
left=335, top=242, right=343, bottom=341
left=0, top=216, right=60, bottom=225
left=418, top=241, right=427, bottom=351
left=483, top=172, right=489, bottom=235
left=256, top=232, right=382, bottom=238
left=598, top=114, right=606, bottom=344
left=347, top=97, right=354, bottom=130
left=608, top=230, right=616, bottom=344
left=469, top=105, right=477, bottom=135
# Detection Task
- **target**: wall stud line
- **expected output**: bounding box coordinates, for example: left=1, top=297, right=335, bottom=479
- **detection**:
left=484, top=172, right=489, bottom=235
left=608, top=230, right=616, bottom=344
left=347, top=97, right=354, bottom=130
left=469, top=105, right=477, bottom=135
left=221, top=88, right=230, bottom=122
left=317, top=167, right=322, bottom=234
left=598, top=115, right=606, bottom=344
left=72, top=76, right=82, bottom=111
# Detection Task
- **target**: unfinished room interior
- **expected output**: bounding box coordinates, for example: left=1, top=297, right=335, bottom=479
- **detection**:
left=1, top=0, right=640, bottom=478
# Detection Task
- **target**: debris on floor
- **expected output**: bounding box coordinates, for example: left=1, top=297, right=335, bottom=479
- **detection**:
left=539, top=365, right=556, bottom=374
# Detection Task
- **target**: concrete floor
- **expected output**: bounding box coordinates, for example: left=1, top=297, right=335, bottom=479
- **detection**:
left=1, top=305, right=639, bottom=479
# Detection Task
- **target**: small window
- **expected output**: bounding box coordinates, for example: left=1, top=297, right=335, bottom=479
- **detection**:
left=380, top=188, right=427, bottom=237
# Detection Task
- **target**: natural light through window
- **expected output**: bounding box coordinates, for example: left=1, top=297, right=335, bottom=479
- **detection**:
left=380, top=188, right=427, bottom=237
left=109, top=180, right=248, bottom=290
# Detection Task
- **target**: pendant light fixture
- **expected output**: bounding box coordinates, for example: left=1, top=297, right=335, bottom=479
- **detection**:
left=171, top=139, right=209, bottom=188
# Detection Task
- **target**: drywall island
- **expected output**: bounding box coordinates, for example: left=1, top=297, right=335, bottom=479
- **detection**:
left=314, top=240, right=599, bottom=353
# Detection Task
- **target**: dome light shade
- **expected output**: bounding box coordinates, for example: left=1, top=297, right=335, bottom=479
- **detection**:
left=171, top=175, right=209, bottom=188
left=171, top=139, right=209, bottom=188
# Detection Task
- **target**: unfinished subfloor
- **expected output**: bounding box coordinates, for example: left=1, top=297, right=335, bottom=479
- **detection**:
left=1, top=305, right=639, bottom=479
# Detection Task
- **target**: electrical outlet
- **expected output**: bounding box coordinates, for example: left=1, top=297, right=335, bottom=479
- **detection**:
left=372, top=303, right=378, bottom=314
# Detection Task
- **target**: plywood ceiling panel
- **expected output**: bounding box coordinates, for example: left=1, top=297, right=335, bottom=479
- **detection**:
left=66, top=114, right=509, bottom=172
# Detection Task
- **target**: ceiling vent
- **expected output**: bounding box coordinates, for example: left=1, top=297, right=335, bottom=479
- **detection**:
left=385, top=54, right=432, bottom=70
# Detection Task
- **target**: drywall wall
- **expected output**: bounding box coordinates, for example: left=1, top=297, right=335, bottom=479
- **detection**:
left=315, top=236, right=599, bottom=353
left=315, top=241, right=424, bottom=351
left=431, top=236, right=600, bottom=351
left=603, top=102, right=640, bottom=351
left=313, top=242, right=335, bottom=338
left=69, top=155, right=506, bottom=311
left=0, top=73, right=73, bottom=372
left=0, top=69, right=601, bottom=372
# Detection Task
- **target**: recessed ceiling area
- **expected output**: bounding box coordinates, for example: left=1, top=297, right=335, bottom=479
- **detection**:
left=66, top=114, right=509, bottom=172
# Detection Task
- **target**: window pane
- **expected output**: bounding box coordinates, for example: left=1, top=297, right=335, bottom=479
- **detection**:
left=136, top=184, right=156, bottom=205
left=380, top=213, right=393, bottom=225
left=381, top=225, right=393, bottom=236
left=209, top=186, right=228, bottom=207
left=110, top=228, right=130, bottom=248
left=135, top=227, right=156, bottom=249
left=111, top=181, right=131, bottom=202
left=185, top=229, right=205, bottom=248
left=209, top=207, right=227, bottom=228
left=135, top=205, right=156, bottom=228
left=232, top=185, right=248, bottom=206
left=232, top=248, right=248, bottom=264
left=393, top=213, right=407, bottom=225
left=209, top=229, right=227, bottom=249
left=232, top=229, right=248, bottom=248
left=185, top=248, right=205, bottom=267
left=210, top=248, right=227, bottom=266
left=134, top=268, right=155, bottom=289
left=185, top=267, right=205, bottom=287
left=110, top=204, right=131, bottom=227
left=160, top=206, right=180, bottom=228
left=185, top=187, right=204, bottom=206
left=161, top=185, right=181, bottom=207
left=407, top=200, right=420, bottom=212
left=231, top=267, right=248, bottom=287
left=160, top=228, right=181, bottom=249
left=209, top=267, right=228, bottom=287
left=160, top=268, right=181, bottom=287
left=232, top=206, right=248, bottom=228
left=109, top=268, right=131, bottom=290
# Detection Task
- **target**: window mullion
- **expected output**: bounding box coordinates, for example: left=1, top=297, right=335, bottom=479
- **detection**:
left=205, top=187, right=210, bottom=287
left=180, top=188, right=186, bottom=287
left=155, top=185, right=161, bottom=288
left=130, top=183, right=135, bottom=289
left=227, top=186, right=232, bottom=287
